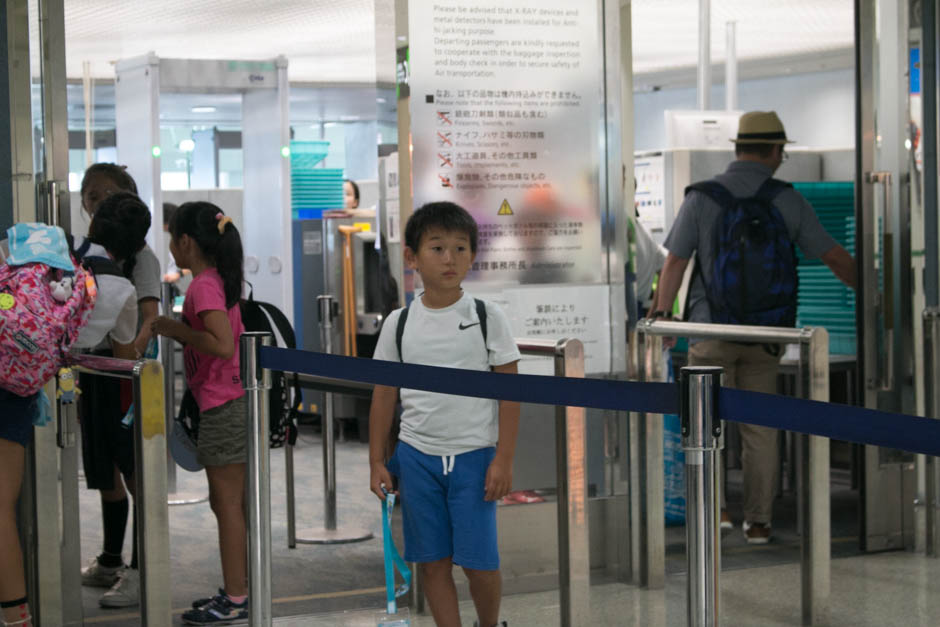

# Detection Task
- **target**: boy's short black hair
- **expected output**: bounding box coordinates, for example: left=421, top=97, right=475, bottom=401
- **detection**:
left=405, top=201, right=478, bottom=253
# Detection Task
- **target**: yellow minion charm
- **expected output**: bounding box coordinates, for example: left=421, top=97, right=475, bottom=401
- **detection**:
left=56, top=367, right=81, bottom=404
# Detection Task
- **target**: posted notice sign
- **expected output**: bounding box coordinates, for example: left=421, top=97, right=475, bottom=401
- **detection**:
left=409, top=0, right=604, bottom=286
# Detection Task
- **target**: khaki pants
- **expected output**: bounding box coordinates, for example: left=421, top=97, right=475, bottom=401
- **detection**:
left=688, top=340, right=780, bottom=525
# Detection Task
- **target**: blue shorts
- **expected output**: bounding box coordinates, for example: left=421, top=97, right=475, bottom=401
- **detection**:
left=388, top=441, right=499, bottom=571
left=0, top=388, right=37, bottom=447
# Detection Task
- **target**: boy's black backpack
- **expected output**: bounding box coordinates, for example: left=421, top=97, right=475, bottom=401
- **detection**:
left=685, top=177, right=798, bottom=328
left=395, top=298, right=487, bottom=360
left=239, top=288, right=300, bottom=448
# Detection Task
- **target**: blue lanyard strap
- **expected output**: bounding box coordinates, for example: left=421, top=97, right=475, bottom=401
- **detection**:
left=383, top=493, right=412, bottom=614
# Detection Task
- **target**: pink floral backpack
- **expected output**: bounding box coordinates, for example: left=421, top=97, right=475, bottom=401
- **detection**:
left=0, top=259, right=98, bottom=396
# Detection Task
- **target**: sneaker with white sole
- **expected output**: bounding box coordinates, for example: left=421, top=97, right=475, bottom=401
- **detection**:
left=81, top=556, right=124, bottom=588
left=181, top=592, right=248, bottom=625
left=742, top=520, right=771, bottom=545
left=98, top=568, right=140, bottom=608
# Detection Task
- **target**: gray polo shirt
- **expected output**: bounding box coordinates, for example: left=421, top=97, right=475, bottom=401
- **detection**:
left=664, top=160, right=837, bottom=324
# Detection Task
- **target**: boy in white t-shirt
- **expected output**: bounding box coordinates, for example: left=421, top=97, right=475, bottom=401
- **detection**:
left=369, top=202, right=521, bottom=627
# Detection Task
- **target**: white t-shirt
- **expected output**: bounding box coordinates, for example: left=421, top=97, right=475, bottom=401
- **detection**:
left=72, top=241, right=138, bottom=349
left=372, top=291, right=521, bottom=456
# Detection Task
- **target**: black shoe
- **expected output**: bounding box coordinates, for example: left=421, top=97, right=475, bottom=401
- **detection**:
left=191, top=588, right=225, bottom=610
left=181, top=592, right=247, bottom=625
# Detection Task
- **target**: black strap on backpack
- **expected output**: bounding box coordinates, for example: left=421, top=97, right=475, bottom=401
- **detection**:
left=396, top=297, right=487, bottom=362
left=81, top=255, right=124, bottom=279
left=684, top=177, right=792, bottom=212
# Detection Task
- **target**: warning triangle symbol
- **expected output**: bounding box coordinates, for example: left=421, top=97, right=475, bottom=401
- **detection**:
left=497, top=199, right=513, bottom=216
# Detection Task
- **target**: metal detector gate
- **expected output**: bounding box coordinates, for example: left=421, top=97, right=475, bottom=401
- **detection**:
left=114, top=53, right=293, bottom=320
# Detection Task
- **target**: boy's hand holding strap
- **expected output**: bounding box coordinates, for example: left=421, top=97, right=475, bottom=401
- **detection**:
left=382, top=491, right=411, bottom=615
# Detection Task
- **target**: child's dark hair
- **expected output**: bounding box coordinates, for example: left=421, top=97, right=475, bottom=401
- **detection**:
left=88, top=192, right=151, bottom=279
left=170, top=201, right=244, bottom=308
left=404, top=201, right=478, bottom=253
left=344, top=179, right=360, bottom=205
left=80, top=163, right=139, bottom=197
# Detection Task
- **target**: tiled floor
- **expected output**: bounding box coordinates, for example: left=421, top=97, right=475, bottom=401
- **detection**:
left=77, top=426, right=940, bottom=626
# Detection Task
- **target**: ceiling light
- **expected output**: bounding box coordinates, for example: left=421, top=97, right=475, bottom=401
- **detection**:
left=376, top=97, right=387, bottom=104
left=179, top=139, right=195, bottom=152
left=397, top=36, right=407, bottom=42
left=340, top=115, right=360, bottom=121
left=324, top=122, right=337, bottom=128
left=191, top=106, right=217, bottom=113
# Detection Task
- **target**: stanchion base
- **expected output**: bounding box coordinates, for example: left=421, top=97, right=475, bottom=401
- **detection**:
left=168, top=491, right=209, bottom=506
left=295, top=526, right=374, bottom=545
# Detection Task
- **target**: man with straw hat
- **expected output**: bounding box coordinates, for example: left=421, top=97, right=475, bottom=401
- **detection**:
left=649, top=111, right=856, bottom=544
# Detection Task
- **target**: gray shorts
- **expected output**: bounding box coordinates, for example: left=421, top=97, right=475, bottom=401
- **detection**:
left=197, top=395, right=247, bottom=467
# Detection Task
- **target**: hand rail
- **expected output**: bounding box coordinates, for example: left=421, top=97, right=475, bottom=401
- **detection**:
left=59, top=354, right=171, bottom=625
left=633, top=320, right=830, bottom=626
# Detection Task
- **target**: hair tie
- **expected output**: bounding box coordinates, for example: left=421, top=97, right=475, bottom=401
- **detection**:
left=216, top=214, right=233, bottom=234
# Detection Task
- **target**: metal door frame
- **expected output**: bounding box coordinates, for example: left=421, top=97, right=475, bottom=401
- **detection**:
left=856, top=0, right=917, bottom=553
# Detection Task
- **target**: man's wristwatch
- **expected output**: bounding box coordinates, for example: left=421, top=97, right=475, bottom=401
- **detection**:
left=650, top=310, right=673, bottom=320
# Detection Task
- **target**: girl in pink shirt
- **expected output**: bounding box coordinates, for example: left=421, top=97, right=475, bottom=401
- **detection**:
left=152, top=202, right=250, bottom=625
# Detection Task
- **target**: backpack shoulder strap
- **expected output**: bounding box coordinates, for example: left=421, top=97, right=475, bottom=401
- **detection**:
left=684, top=180, right=736, bottom=209
left=254, top=300, right=297, bottom=350
left=395, top=304, right=410, bottom=362
left=82, top=255, right=122, bottom=278
left=474, top=298, right=488, bottom=346
left=753, top=177, right=793, bottom=203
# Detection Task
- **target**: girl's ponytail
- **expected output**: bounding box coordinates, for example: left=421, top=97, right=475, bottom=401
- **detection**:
left=215, top=220, right=244, bottom=309
left=170, top=202, right=244, bottom=308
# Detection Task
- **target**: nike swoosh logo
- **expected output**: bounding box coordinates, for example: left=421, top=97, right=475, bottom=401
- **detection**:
left=458, top=322, right=480, bottom=330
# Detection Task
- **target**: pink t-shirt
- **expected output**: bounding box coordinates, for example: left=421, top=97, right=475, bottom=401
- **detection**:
left=182, top=268, right=244, bottom=411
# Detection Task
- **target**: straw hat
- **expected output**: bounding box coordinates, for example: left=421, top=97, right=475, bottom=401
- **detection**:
left=731, top=111, right=795, bottom=144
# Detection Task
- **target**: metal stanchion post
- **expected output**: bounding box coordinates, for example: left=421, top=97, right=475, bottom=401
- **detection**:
left=680, top=366, right=722, bottom=627
left=132, top=359, right=172, bottom=625
left=554, top=339, right=588, bottom=627
left=923, top=308, right=940, bottom=556
left=161, top=282, right=206, bottom=506
left=799, top=327, right=830, bottom=626
left=242, top=332, right=273, bottom=627
left=295, top=295, right=373, bottom=544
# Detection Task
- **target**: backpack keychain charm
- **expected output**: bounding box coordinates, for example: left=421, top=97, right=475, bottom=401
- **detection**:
left=56, top=367, right=81, bottom=404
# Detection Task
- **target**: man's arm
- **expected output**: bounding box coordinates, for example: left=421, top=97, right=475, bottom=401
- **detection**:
left=650, top=252, right=690, bottom=315
left=368, top=384, right=400, bottom=500
left=485, top=360, right=520, bottom=502
left=820, top=245, right=857, bottom=290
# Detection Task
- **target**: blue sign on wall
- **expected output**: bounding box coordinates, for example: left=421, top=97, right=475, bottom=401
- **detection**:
left=911, top=47, right=921, bottom=95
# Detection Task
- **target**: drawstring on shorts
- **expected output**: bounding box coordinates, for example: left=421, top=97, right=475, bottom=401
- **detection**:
left=441, top=455, right=456, bottom=476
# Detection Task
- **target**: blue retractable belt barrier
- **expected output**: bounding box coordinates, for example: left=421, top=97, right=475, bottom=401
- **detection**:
left=383, top=493, right=411, bottom=615
left=261, top=346, right=677, bottom=415
left=260, top=346, right=940, bottom=458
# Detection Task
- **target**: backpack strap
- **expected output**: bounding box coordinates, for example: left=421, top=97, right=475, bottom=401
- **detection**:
left=82, top=255, right=123, bottom=278
left=753, top=177, right=793, bottom=203
left=395, top=298, right=488, bottom=362
left=474, top=298, right=488, bottom=346
left=395, top=303, right=410, bottom=362
left=253, top=299, right=297, bottom=350
left=684, top=180, right=737, bottom=209
left=75, top=238, right=92, bottom=259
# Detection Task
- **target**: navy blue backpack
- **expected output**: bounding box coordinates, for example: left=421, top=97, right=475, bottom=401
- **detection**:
left=685, top=177, right=798, bottom=327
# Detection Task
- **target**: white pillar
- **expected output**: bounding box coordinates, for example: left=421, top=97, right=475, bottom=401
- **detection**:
left=115, top=53, right=165, bottom=271
left=725, top=21, right=738, bottom=111
left=697, top=0, right=711, bottom=110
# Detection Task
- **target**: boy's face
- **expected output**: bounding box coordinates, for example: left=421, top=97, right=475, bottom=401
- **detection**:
left=405, top=227, right=475, bottom=291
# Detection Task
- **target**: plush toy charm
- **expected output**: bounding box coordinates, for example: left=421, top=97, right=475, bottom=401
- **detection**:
left=49, top=276, right=74, bottom=303
left=56, top=367, right=80, bottom=404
